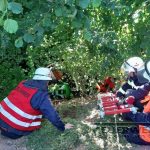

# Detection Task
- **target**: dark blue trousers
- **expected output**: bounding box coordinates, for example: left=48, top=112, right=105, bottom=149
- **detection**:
left=1, top=130, right=23, bottom=139
left=123, top=127, right=150, bottom=145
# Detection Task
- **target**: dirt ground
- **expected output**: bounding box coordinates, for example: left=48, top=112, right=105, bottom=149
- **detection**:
left=0, top=134, right=27, bottom=150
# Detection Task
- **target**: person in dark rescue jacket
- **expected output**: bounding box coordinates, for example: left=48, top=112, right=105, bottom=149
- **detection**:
left=0, top=67, right=73, bottom=139
left=116, top=57, right=145, bottom=98
left=116, top=57, right=148, bottom=110
left=122, top=60, right=150, bottom=145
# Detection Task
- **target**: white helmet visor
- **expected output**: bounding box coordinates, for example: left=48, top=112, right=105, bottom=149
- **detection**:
left=121, top=62, right=136, bottom=75
left=136, top=61, right=150, bottom=84
left=121, top=57, right=144, bottom=76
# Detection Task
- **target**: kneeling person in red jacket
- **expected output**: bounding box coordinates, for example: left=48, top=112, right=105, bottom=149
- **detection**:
left=0, top=67, right=73, bottom=139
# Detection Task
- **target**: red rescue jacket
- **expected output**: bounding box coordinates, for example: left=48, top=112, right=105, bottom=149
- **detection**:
left=0, top=81, right=43, bottom=131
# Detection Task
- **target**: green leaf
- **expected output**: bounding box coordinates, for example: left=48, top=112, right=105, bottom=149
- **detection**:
left=66, top=0, right=74, bottom=6
left=78, top=0, right=90, bottom=9
left=42, top=16, right=52, bottom=27
left=140, top=40, right=150, bottom=49
left=8, top=2, right=23, bottom=14
left=92, top=0, right=101, bottom=7
left=67, top=8, right=77, bottom=18
left=33, top=35, right=43, bottom=46
left=4, top=19, right=18, bottom=34
left=72, top=18, right=83, bottom=28
left=0, top=17, right=4, bottom=26
left=23, top=33, right=34, bottom=43
left=0, top=0, right=7, bottom=12
left=34, top=26, right=44, bottom=36
left=55, top=7, right=63, bottom=17
left=83, top=17, right=90, bottom=29
left=83, top=30, right=92, bottom=41
left=15, top=37, right=23, bottom=48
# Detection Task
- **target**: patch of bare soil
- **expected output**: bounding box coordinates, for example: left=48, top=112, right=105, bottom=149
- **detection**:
left=61, top=107, right=77, bottom=118
left=0, top=134, right=27, bottom=150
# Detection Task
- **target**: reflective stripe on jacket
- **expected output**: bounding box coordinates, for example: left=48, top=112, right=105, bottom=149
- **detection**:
left=0, top=81, right=42, bottom=131
left=117, top=78, right=141, bottom=98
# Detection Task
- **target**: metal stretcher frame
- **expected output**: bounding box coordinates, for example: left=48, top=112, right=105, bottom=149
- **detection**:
left=97, top=93, right=132, bottom=117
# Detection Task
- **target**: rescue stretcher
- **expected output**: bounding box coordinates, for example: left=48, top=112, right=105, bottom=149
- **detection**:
left=97, top=92, right=136, bottom=118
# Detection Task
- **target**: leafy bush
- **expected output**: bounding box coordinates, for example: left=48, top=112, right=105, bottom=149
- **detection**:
left=0, top=62, right=25, bottom=100
left=0, top=0, right=150, bottom=96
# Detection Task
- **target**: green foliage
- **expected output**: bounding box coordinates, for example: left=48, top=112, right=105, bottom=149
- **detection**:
left=83, top=29, right=92, bottom=41
left=23, top=33, right=34, bottom=43
left=78, top=0, right=90, bottom=9
left=8, top=2, right=23, bottom=14
left=0, top=62, right=25, bottom=100
left=0, top=1, right=149, bottom=149
left=92, top=0, right=101, bottom=7
left=0, top=17, right=4, bottom=26
left=0, top=0, right=7, bottom=12
left=15, top=37, right=23, bottom=48
left=0, top=0, right=150, bottom=97
left=4, top=19, right=18, bottom=33
left=55, top=7, right=64, bottom=17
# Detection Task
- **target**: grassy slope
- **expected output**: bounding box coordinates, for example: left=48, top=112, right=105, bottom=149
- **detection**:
left=26, top=98, right=140, bottom=150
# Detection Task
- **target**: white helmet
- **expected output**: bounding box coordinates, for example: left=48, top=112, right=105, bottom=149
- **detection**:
left=136, top=60, right=150, bottom=83
left=121, top=57, right=144, bottom=75
left=33, top=67, right=52, bottom=80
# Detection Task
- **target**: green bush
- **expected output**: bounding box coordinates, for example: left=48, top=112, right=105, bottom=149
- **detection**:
left=1, top=0, right=150, bottom=97
left=0, top=62, right=25, bottom=100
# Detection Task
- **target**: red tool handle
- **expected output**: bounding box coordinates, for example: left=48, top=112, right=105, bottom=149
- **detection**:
left=102, top=100, right=119, bottom=106
left=105, top=108, right=131, bottom=115
left=101, top=97, right=112, bottom=101
left=103, top=103, right=117, bottom=107
left=98, top=92, right=132, bottom=116
left=104, top=106, right=118, bottom=111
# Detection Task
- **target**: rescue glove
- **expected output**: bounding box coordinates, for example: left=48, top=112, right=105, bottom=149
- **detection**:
left=99, top=111, right=105, bottom=118
left=65, top=123, right=74, bottom=130
left=130, top=106, right=138, bottom=114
